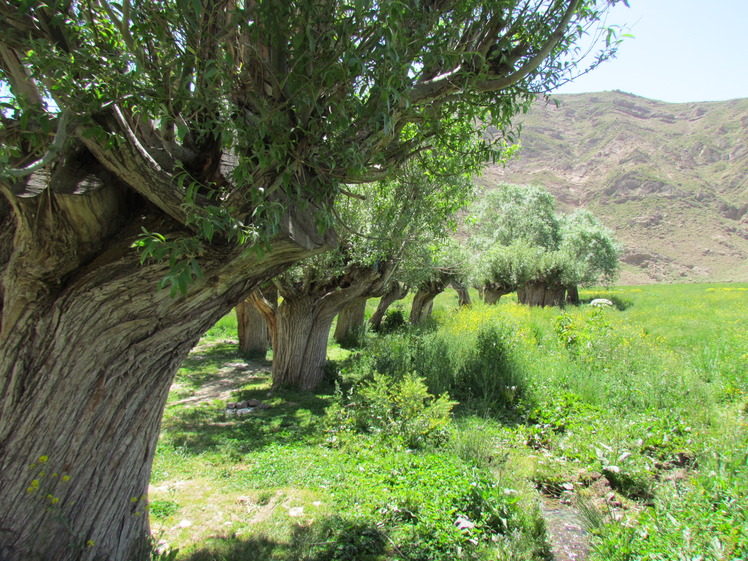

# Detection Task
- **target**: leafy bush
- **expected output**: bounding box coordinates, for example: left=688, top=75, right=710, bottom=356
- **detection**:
left=454, top=323, right=526, bottom=410
left=380, top=307, right=408, bottom=333
left=325, top=373, right=456, bottom=449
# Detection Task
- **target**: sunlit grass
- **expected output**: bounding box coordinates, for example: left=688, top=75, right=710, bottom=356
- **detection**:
left=152, top=282, right=748, bottom=560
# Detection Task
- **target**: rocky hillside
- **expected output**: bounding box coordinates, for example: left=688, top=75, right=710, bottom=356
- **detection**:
left=481, top=91, right=748, bottom=284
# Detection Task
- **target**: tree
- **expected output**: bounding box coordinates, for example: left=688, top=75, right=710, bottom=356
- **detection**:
left=0, top=2, right=623, bottom=559
left=468, top=184, right=620, bottom=306
left=236, top=284, right=277, bottom=355
left=409, top=239, right=472, bottom=324
left=468, top=184, right=560, bottom=251
left=468, top=183, right=560, bottom=303
left=472, top=241, right=545, bottom=303
left=369, top=281, right=410, bottom=330
left=333, top=298, right=368, bottom=346
left=271, top=165, right=473, bottom=389
left=558, top=210, right=621, bottom=303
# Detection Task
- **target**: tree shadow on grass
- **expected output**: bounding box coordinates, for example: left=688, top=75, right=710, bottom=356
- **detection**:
left=180, top=516, right=388, bottom=561
left=162, top=344, right=331, bottom=454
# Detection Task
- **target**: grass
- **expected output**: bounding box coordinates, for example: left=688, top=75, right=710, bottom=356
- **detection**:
left=150, top=282, right=748, bottom=560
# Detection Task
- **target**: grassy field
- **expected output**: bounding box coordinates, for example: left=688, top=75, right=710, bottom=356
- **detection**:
left=149, top=283, right=748, bottom=560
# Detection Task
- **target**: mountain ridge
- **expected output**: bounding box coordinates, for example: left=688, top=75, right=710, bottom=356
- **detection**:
left=480, top=90, right=748, bottom=284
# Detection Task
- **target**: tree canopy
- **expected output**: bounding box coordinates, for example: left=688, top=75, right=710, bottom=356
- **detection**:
left=468, top=183, right=620, bottom=305
left=2, top=1, right=624, bottom=263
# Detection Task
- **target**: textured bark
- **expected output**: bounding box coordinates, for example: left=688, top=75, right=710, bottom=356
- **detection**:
left=271, top=295, right=338, bottom=390
left=333, top=298, right=367, bottom=345
left=237, top=297, right=270, bottom=355
left=483, top=287, right=509, bottom=305
left=410, top=290, right=437, bottom=324
left=273, top=265, right=390, bottom=390
left=451, top=280, right=472, bottom=307
left=369, top=282, right=409, bottom=330
left=517, top=282, right=566, bottom=307
left=410, top=278, right=448, bottom=324
left=246, top=287, right=279, bottom=351
left=0, top=162, right=330, bottom=561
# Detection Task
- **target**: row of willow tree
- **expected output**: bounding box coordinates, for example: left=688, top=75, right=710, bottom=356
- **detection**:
left=0, top=1, right=627, bottom=559
left=236, top=180, right=620, bottom=391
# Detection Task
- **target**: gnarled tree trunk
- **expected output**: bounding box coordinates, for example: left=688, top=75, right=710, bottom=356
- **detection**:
left=369, top=282, right=408, bottom=330
left=483, top=286, right=511, bottom=305
left=271, top=294, right=339, bottom=390
left=272, top=266, right=391, bottom=390
left=237, top=286, right=278, bottom=355
left=410, top=277, right=452, bottom=324
left=451, top=280, right=472, bottom=307
left=0, top=166, right=329, bottom=561
left=410, top=289, right=436, bottom=324
left=333, top=298, right=367, bottom=346
left=237, top=297, right=270, bottom=355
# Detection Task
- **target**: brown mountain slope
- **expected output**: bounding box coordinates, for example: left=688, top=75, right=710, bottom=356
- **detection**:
left=481, top=91, right=748, bottom=283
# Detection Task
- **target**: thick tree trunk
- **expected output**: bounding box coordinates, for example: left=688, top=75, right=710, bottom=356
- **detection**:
left=483, top=287, right=510, bottom=305
left=333, top=298, right=367, bottom=346
left=546, top=285, right=566, bottom=307
left=0, top=168, right=330, bottom=561
left=410, top=289, right=438, bottom=324
left=451, top=280, right=472, bottom=307
left=369, top=282, right=408, bottom=330
left=272, top=266, right=388, bottom=390
left=517, top=283, right=566, bottom=307
left=271, top=295, right=338, bottom=390
left=236, top=297, right=270, bottom=355
left=246, top=287, right=279, bottom=351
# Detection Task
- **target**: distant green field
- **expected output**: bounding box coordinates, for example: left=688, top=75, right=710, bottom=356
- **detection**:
left=151, top=283, right=748, bottom=560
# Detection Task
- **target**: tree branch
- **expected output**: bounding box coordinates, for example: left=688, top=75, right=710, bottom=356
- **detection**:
left=474, top=0, right=581, bottom=92
left=79, top=106, right=189, bottom=225
left=0, top=44, right=44, bottom=107
left=4, top=110, right=71, bottom=179
left=410, top=0, right=582, bottom=103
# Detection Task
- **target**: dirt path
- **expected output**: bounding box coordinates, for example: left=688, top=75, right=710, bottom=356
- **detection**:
left=169, top=354, right=271, bottom=406
left=539, top=496, right=590, bottom=561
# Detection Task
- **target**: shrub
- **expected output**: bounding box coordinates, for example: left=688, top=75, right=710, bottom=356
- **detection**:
left=325, top=373, right=456, bottom=449
left=380, top=307, right=408, bottom=333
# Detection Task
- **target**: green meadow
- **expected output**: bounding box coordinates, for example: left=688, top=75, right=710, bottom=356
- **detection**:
left=150, top=283, right=748, bottom=560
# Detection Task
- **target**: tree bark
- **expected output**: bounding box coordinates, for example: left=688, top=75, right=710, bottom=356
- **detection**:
left=369, top=282, right=408, bottom=330
left=246, top=287, right=279, bottom=351
left=236, top=297, right=270, bottom=355
left=237, top=284, right=278, bottom=356
left=272, top=265, right=390, bottom=390
left=517, top=282, right=566, bottom=307
left=451, top=280, right=472, bottom=307
left=0, top=167, right=330, bottom=561
left=483, top=287, right=509, bottom=305
left=410, top=289, right=437, bottom=324
left=333, top=298, right=367, bottom=346
left=271, top=294, right=338, bottom=390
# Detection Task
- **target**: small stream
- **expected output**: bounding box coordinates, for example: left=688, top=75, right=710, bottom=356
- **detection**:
left=539, top=495, right=590, bottom=561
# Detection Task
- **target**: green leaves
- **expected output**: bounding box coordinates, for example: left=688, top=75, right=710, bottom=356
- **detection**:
left=131, top=229, right=204, bottom=297
left=469, top=183, right=620, bottom=297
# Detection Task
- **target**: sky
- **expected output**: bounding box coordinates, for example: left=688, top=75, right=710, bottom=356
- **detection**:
left=555, top=0, right=748, bottom=103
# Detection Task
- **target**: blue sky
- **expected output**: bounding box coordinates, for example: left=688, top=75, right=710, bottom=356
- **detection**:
left=555, top=0, right=748, bottom=103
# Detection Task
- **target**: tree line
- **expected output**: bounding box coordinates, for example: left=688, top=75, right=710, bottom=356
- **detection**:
left=236, top=181, right=620, bottom=392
